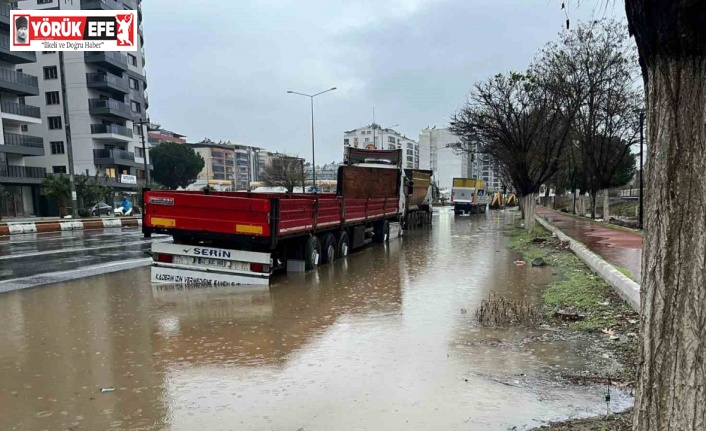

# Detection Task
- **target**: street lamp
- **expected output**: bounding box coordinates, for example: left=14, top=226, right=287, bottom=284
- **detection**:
left=287, top=87, right=337, bottom=191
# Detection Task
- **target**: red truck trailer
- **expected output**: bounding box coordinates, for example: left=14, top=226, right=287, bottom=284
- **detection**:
left=143, top=149, right=432, bottom=286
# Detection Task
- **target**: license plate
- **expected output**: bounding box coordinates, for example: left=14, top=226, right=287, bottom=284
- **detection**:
left=172, top=256, right=250, bottom=272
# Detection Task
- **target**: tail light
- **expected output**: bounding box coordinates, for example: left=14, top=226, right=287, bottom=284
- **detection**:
left=154, top=253, right=173, bottom=263
left=250, top=263, right=271, bottom=273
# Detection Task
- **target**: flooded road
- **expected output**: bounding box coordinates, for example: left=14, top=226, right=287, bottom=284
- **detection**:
left=0, top=209, right=631, bottom=430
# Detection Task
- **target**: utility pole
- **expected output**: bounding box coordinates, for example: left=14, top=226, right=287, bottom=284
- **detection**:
left=136, top=119, right=151, bottom=185
left=58, top=51, right=78, bottom=218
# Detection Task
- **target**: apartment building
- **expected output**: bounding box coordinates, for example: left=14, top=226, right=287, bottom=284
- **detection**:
left=0, top=3, right=44, bottom=217
left=21, top=0, right=150, bottom=194
left=343, top=124, right=419, bottom=169
left=418, top=127, right=471, bottom=190
left=148, top=127, right=186, bottom=145
left=188, top=142, right=235, bottom=189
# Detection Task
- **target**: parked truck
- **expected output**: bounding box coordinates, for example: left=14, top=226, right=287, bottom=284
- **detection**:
left=143, top=148, right=433, bottom=286
left=451, top=178, right=490, bottom=215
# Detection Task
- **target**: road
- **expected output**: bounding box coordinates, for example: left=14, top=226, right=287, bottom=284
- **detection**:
left=0, top=209, right=631, bottom=431
left=0, top=227, right=165, bottom=292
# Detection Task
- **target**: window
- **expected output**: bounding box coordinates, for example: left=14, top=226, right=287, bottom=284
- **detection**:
left=388, top=136, right=395, bottom=143
left=133, top=124, right=143, bottom=136
left=105, top=167, right=116, bottom=178
left=129, top=78, right=139, bottom=90
left=52, top=166, right=66, bottom=174
left=20, top=125, right=28, bottom=132
left=136, top=169, right=145, bottom=180
left=45, top=91, right=60, bottom=105
left=42, top=51, right=56, bottom=54
left=388, top=144, right=396, bottom=150
left=407, top=143, right=414, bottom=149
left=131, top=101, right=141, bottom=113
left=18, top=96, right=25, bottom=105
left=50, top=141, right=65, bottom=154
left=48, top=116, right=62, bottom=130
left=38, top=0, right=52, bottom=4
left=43, top=66, right=58, bottom=80
left=343, top=138, right=349, bottom=146
left=136, top=147, right=145, bottom=158
left=364, top=138, right=369, bottom=143
left=128, top=54, right=137, bottom=66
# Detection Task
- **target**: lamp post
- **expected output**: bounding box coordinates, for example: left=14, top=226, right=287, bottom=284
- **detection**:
left=287, top=87, right=337, bottom=191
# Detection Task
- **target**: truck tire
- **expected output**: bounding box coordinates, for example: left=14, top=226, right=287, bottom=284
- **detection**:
left=337, top=231, right=350, bottom=258
left=304, top=236, right=321, bottom=271
left=319, top=233, right=337, bottom=265
left=374, top=220, right=390, bottom=243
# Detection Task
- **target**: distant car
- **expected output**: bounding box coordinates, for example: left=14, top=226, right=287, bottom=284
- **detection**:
left=89, top=202, right=112, bottom=217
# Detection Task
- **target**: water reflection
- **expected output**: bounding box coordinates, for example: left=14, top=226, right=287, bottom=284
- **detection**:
left=0, top=210, right=630, bottom=431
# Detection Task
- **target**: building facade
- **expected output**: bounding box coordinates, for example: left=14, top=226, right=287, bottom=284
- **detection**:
left=419, top=127, right=503, bottom=191
left=343, top=124, right=419, bottom=169
left=148, top=128, right=186, bottom=146
left=21, top=0, right=150, bottom=197
left=0, top=3, right=44, bottom=217
left=188, top=142, right=235, bottom=190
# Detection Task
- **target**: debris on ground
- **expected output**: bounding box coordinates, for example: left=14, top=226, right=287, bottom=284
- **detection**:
left=532, top=258, right=546, bottom=267
left=100, top=387, right=115, bottom=393
left=515, top=260, right=526, bottom=266
left=554, top=308, right=585, bottom=321
left=475, top=294, right=539, bottom=326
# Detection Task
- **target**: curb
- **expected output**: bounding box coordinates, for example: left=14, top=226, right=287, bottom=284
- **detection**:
left=535, top=214, right=640, bottom=312
left=0, top=217, right=142, bottom=236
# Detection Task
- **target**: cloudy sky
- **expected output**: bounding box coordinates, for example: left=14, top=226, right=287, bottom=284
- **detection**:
left=143, top=0, right=625, bottom=165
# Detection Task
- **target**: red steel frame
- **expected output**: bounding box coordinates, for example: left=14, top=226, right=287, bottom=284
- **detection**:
left=143, top=190, right=399, bottom=241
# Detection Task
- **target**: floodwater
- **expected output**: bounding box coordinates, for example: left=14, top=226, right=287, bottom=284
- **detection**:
left=0, top=209, right=631, bottom=431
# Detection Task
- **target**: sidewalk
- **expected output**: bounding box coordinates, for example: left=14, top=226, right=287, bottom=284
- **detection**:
left=536, top=207, right=643, bottom=283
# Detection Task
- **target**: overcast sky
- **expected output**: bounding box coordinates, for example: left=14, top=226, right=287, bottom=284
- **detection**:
left=143, top=0, right=625, bottom=165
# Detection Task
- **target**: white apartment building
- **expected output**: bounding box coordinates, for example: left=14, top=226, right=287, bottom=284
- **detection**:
left=419, top=127, right=504, bottom=191
left=343, top=124, right=419, bottom=169
left=0, top=3, right=45, bottom=217
left=21, top=0, right=150, bottom=196
left=418, top=127, right=470, bottom=190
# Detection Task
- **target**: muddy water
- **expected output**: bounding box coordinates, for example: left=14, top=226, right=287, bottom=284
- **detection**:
left=0, top=209, right=631, bottom=431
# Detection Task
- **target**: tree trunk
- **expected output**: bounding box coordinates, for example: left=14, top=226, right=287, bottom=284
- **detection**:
left=522, top=193, right=537, bottom=232
left=590, top=193, right=597, bottom=219
left=627, top=2, right=706, bottom=429
left=602, top=190, right=610, bottom=221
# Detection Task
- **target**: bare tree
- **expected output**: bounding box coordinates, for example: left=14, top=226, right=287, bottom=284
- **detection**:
left=450, top=71, right=576, bottom=231
left=537, top=20, right=641, bottom=220
left=260, top=154, right=304, bottom=192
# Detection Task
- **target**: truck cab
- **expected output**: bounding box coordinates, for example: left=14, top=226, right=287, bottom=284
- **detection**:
left=451, top=178, right=489, bottom=215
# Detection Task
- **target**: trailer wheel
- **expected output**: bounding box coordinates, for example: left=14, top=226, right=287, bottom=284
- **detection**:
left=319, top=233, right=337, bottom=265
left=374, top=220, right=390, bottom=243
left=337, top=231, right=350, bottom=258
left=304, top=236, right=321, bottom=271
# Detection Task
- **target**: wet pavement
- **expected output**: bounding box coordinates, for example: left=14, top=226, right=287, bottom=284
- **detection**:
left=0, top=228, right=166, bottom=290
left=536, top=207, right=643, bottom=283
left=0, top=209, right=631, bottom=431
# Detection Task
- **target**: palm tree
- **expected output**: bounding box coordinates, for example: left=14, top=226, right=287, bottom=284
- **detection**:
left=42, top=174, right=71, bottom=217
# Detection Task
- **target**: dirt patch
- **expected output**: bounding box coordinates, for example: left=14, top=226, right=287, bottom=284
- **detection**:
left=535, top=409, right=632, bottom=430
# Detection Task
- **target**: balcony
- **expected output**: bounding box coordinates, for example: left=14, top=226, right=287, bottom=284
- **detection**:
left=0, top=100, right=41, bottom=125
left=0, top=67, right=39, bottom=96
left=0, top=35, right=36, bottom=64
left=94, top=148, right=138, bottom=167
left=91, top=124, right=133, bottom=142
left=85, top=51, right=129, bottom=74
left=0, top=3, right=12, bottom=27
left=86, top=73, right=129, bottom=97
left=89, top=98, right=133, bottom=120
left=80, top=0, right=121, bottom=10
left=1, top=133, right=44, bottom=156
left=0, top=165, right=46, bottom=184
